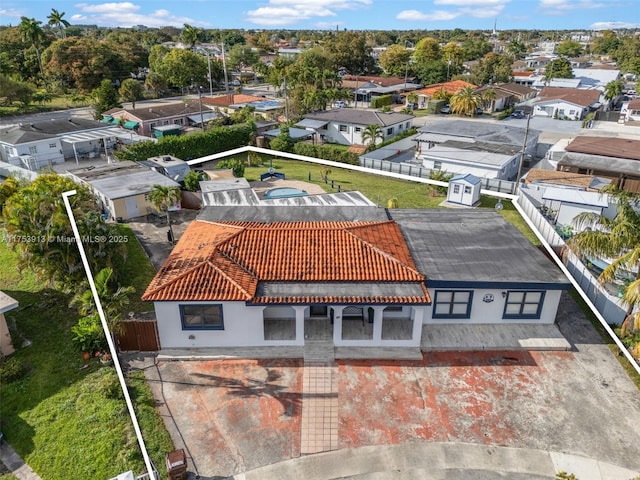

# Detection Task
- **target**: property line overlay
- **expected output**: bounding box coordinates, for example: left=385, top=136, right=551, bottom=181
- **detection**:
left=62, top=189, right=157, bottom=480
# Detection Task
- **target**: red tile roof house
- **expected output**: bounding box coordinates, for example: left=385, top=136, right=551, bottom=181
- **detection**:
left=532, top=87, right=602, bottom=120
left=142, top=205, right=569, bottom=352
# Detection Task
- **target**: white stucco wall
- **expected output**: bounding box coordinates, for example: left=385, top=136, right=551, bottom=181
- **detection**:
left=2, top=139, right=64, bottom=168
left=534, top=101, right=587, bottom=120
left=421, top=156, right=507, bottom=180
left=321, top=119, right=413, bottom=145
left=423, top=288, right=563, bottom=324
left=154, top=301, right=303, bottom=348
left=556, top=203, right=601, bottom=227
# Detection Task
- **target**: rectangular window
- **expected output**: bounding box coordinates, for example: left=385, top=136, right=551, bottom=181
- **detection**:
left=49, top=143, right=57, bottom=149
left=174, top=118, right=184, bottom=125
left=150, top=122, right=157, bottom=129
left=503, top=291, right=545, bottom=319
left=339, top=124, right=348, bottom=132
left=163, top=120, right=170, bottom=125
left=399, top=124, right=403, bottom=130
left=28, top=146, right=37, bottom=154
left=406, top=122, right=410, bottom=129
left=433, top=290, right=473, bottom=319
left=464, top=186, right=472, bottom=194
left=354, top=126, right=362, bottom=132
left=180, top=304, right=224, bottom=330
left=569, top=110, right=576, bottom=115
left=433, top=161, right=442, bottom=170
left=453, top=184, right=460, bottom=193
left=558, top=109, right=565, bottom=115
left=387, top=127, right=393, bottom=135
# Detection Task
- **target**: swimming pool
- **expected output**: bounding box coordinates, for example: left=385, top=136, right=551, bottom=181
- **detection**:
left=264, top=187, right=308, bottom=199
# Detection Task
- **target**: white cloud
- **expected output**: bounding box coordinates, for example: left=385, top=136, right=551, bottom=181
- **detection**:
left=591, top=21, right=640, bottom=30
left=245, top=0, right=370, bottom=25
left=0, top=8, right=22, bottom=19
left=434, top=0, right=509, bottom=5
left=70, top=2, right=208, bottom=27
left=396, top=9, right=461, bottom=21
left=539, top=0, right=606, bottom=11
left=396, top=1, right=505, bottom=23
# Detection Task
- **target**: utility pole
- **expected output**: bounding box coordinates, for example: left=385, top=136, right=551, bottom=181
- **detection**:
left=283, top=75, right=289, bottom=121
left=206, top=51, right=213, bottom=96
left=221, top=42, right=230, bottom=94
left=515, top=113, right=531, bottom=194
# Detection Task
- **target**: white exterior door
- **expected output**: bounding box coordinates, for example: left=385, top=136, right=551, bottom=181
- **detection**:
left=124, top=196, right=140, bottom=219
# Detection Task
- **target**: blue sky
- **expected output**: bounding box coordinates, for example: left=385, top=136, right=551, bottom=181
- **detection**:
left=1, top=0, right=640, bottom=31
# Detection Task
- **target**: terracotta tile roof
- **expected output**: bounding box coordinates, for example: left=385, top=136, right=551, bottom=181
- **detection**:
left=142, top=220, right=428, bottom=304
left=535, top=87, right=601, bottom=108
left=202, top=94, right=267, bottom=107
left=629, top=99, right=640, bottom=110
left=348, top=144, right=368, bottom=154
left=512, top=71, right=534, bottom=77
left=565, top=135, right=640, bottom=161
left=415, top=80, right=476, bottom=97
left=525, top=168, right=595, bottom=188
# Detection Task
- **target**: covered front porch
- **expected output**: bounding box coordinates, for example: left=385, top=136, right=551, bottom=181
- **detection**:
left=262, top=305, right=424, bottom=348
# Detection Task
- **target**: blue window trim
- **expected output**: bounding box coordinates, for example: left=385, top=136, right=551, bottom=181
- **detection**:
left=502, top=290, right=545, bottom=319
left=179, top=304, right=224, bottom=330
left=432, top=290, right=473, bottom=319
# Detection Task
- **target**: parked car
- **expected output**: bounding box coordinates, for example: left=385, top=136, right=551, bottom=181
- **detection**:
left=475, top=107, right=483, bottom=115
left=440, top=104, right=451, bottom=114
left=332, top=101, right=347, bottom=109
left=511, top=110, right=525, bottom=119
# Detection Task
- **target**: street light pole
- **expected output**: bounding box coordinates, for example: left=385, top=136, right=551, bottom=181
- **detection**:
left=198, top=86, right=205, bottom=131
left=206, top=51, right=213, bottom=96
left=515, top=113, right=531, bottom=193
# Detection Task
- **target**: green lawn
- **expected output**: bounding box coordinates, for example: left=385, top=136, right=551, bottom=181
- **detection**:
left=117, top=224, right=156, bottom=313
left=242, top=158, right=540, bottom=245
left=0, top=231, right=172, bottom=479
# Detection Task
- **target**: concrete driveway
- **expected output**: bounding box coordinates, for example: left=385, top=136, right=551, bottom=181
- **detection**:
left=133, top=293, right=640, bottom=479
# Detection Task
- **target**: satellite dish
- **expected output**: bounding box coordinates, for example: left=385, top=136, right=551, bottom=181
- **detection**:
left=495, top=200, right=504, bottom=211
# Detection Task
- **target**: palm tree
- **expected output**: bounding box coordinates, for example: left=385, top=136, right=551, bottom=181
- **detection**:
left=69, top=267, right=135, bottom=336
left=47, top=8, right=70, bottom=38
left=362, top=124, right=383, bottom=148
left=18, top=17, right=46, bottom=81
left=569, top=187, right=640, bottom=330
left=604, top=80, right=624, bottom=102
left=182, top=24, right=201, bottom=49
left=450, top=86, right=481, bottom=116
left=481, top=88, right=496, bottom=112
left=148, top=184, right=181, bottom=243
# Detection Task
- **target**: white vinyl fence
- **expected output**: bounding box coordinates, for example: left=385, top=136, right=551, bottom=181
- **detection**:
left=519, top=190, right=627, bottom=325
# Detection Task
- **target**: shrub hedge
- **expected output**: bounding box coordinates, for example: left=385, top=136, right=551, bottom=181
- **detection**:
left=114, top=123, right=255, bottom=162
left=293, top=143, right=359, bottom=165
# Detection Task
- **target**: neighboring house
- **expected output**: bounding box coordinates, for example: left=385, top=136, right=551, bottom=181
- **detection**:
left=0, top=117, right=120, bottom=171
left=68, top=161, right=181, bottom=220
left=524, top=168, right=611, bottom=192
left=414, top=120, right=540, bottom=180
left=414, top=80, right=476, bottom=108
left=103, top=101, right=214, bottom=137
left=621, top=99, right=640, bottom=122
left=202, top=94, right=284, bottom=120
left=297, top=110, right=414, bottom=146
left=475, top=83, right=538, bottom=112
left=447, top=174, right=481, bottom=206
left=141, top=206, right=569, bottom=351
left=340, top=75, right=422, bottom=103
left=524, top=56, right=553, bottom=69
left=0, top=291, right=18, bottom=356
left=541, top=187, right=610, bottom=229
left=557, top=135, right=640, bottom=193
left=533, top=87, right=601, bottom=120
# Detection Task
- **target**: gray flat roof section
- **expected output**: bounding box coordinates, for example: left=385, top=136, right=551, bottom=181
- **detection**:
left=390, top=209, right=569, bottom=286
left=197, top=205, right=388, bottom=223
left=420, top=144, right=513, bottom=168
left=89, top=169, right=181, bottom=199
left=418, top=120, right=541, bottom=147
left=261, top=191, right=375, bottom=207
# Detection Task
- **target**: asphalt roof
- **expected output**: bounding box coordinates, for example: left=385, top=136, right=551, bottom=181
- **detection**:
left=0, top=117, right=110, bottom=144
left=417, top=120, right=540, bottom=147
left=566, top=136, right=640, bottom=161
left=197, top=205, right=387, bottom=223
left=304, top=110, right=414, bottom=127
left=558, top=152, right=640, bottom=176
left=389, top=209, right=568, bottom=286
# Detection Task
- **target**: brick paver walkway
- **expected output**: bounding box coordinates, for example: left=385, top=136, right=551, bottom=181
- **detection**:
left=300, top=362, right=339, bottom=454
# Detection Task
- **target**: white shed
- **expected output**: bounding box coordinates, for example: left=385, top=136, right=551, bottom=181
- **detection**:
left=447, top=174, right=481, bottom=206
